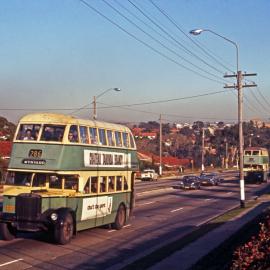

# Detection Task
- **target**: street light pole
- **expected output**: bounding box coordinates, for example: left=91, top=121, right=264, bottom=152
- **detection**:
left=159, top=114, right=163, bottom=176
left=201, top=128, right=205, bottom=172
left=92, top=87, right=121, bottom=120
left=190, top=29, right=256, bottom=208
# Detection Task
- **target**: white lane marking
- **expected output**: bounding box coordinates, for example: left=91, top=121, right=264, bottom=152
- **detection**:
left=0, top=259, right=23, bottom=267
left=227, top=192, right=233, bottom=195
left=108, top=224, right=131, bottom=233
left=205, top=199, right=211, bottom=201
left=137, top=201, right=154, bottom=206
left=170, top=207, right=183, bottom=213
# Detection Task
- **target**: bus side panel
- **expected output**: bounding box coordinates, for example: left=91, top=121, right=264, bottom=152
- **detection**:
left=76, top=192, right=131, bottom=231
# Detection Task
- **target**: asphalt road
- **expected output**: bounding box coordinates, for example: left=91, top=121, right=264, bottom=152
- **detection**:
left=0, top=172, right=268, bottom=270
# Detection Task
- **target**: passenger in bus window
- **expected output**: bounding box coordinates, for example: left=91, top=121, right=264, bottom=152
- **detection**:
left=91, top=177, right=98, bottom=193
left=100, top=177, right=106, bottom=192
left=84, top=180, right=90, bottom=194
left=23, top=129, right=34, bottom=140
left=69, top=126, right=79, bottom=143
left=116, top=176, right=122, bottom=191
left=124, top=177, right=128, bottom=190
left=108, top=176, right=115, bottom=191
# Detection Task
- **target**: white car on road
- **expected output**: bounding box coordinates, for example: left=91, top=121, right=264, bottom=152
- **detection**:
left=141, top=169, right=158, bottom=181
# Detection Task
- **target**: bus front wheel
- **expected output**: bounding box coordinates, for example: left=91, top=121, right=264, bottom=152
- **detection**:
left=112, top=204, right=126, bottom=230
left=0, top=223, right=16, bottom=241
left=54, top=213, right=74, bottom=245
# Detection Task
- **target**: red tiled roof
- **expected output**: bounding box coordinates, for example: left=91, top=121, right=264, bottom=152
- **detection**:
left=138, top=151, right=190, bottom=167
left=0, top=141, right=12, bottom=157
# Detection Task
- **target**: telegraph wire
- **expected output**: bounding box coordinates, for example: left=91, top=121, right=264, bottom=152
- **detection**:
left=83, top=89, right=233, bottom=111
left=101, top=0, right=227, bottom=83
left=148, top=0, right=235, bottom=74
left=78, top=0, right=225, bottom=85
left=0, top=89, right=234, bottom=113
left=246, top=88, right=270, bottom=113
left=126, top=0, right=225, bottom=75
left=96, top=100, right=257, bottom=122
left=256, top=87, right=270, bottom=107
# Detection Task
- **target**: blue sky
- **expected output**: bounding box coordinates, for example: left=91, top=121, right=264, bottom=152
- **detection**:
left=0, top=0, right=269, bottom=124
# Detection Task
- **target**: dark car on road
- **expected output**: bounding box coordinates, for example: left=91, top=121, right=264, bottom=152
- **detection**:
left=175, top=175, right=201, bottom=190
left=199, top=173, right=223, bottom=186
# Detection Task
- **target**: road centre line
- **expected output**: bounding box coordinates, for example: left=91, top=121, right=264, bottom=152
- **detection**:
left=0, top=259, right=23, bottom=267
left=170, top=207, right=183, bottom=213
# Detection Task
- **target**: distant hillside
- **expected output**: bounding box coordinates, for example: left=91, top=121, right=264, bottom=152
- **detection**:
left=0, top=116, right=16, bottom=141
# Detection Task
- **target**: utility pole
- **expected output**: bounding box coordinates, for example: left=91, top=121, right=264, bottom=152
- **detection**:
left=224, top=71, right=257, bottom=208
left=93, top=96, right=97, bottom=120
left=159, top=114, right=162, bottom=176
left=201, top=128, right=205, bottom=172
left=225, top=139, right=228, bottom=169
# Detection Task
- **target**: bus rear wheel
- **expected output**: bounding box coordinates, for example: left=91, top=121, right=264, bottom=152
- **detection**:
left=0, top=223, right=16, bottom=241
left=54, top=213, right=74, bottom=245
left=112, top=204, right=126, bottom=230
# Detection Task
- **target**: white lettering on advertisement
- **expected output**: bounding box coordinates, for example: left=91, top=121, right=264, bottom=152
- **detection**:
left=84, top=150, right=131, bottom=168
left=81, top=196, right=113, bottom=220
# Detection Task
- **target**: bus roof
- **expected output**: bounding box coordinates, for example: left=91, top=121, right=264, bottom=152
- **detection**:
left=245, top=147, right=268, bottom=152
left=19, top=113, right=131, bottom=132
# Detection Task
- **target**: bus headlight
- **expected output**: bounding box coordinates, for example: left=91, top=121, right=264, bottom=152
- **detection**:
left=51, top=213, right=58, bottom=221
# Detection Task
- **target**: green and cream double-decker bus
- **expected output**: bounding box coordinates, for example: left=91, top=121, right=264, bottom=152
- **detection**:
left=0, top=113, right=138, bottom=244
left=243, top=147, right=269, bottom=184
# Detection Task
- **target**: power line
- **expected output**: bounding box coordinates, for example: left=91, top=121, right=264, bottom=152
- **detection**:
left=78, top=0, right=225, bottom=84
left=0, top=89, right=232, bottom=112
left=96, top=100, right=255, bottom=122
left=126, top=0, right=225, bottom=75
left=102, top=0, right=227, bottom=83
left=148, top=0, right=235, bottom=74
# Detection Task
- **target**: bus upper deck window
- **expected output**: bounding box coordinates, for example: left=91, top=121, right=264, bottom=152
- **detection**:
left=99, top=129, right=107, bottom=146
left=16, top=124, right=41, bottom=141
left=123, top=132, right=129, bottom=147
left=79, top=126, right=89, bottom=144
left=89, top=127, right=98, bottom=145
left=115, top=131, right=122, bottom=147
left=129, top=134, right=135, bottom=148
left=253, top=151, right=259, bottom=155
left=68, top=125, right=79, bottom=143
left=41, top=125, right=65, bottom=142
left=107, top=130, right=115, bottom=146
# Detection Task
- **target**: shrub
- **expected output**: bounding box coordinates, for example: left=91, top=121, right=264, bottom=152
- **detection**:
left=231, top=214, right=270, bottom=270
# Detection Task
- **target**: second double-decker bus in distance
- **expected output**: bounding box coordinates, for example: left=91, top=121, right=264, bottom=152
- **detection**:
left=0, top=113, right=138, bottom=244
left=243, top=147, right=269, bottom=184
